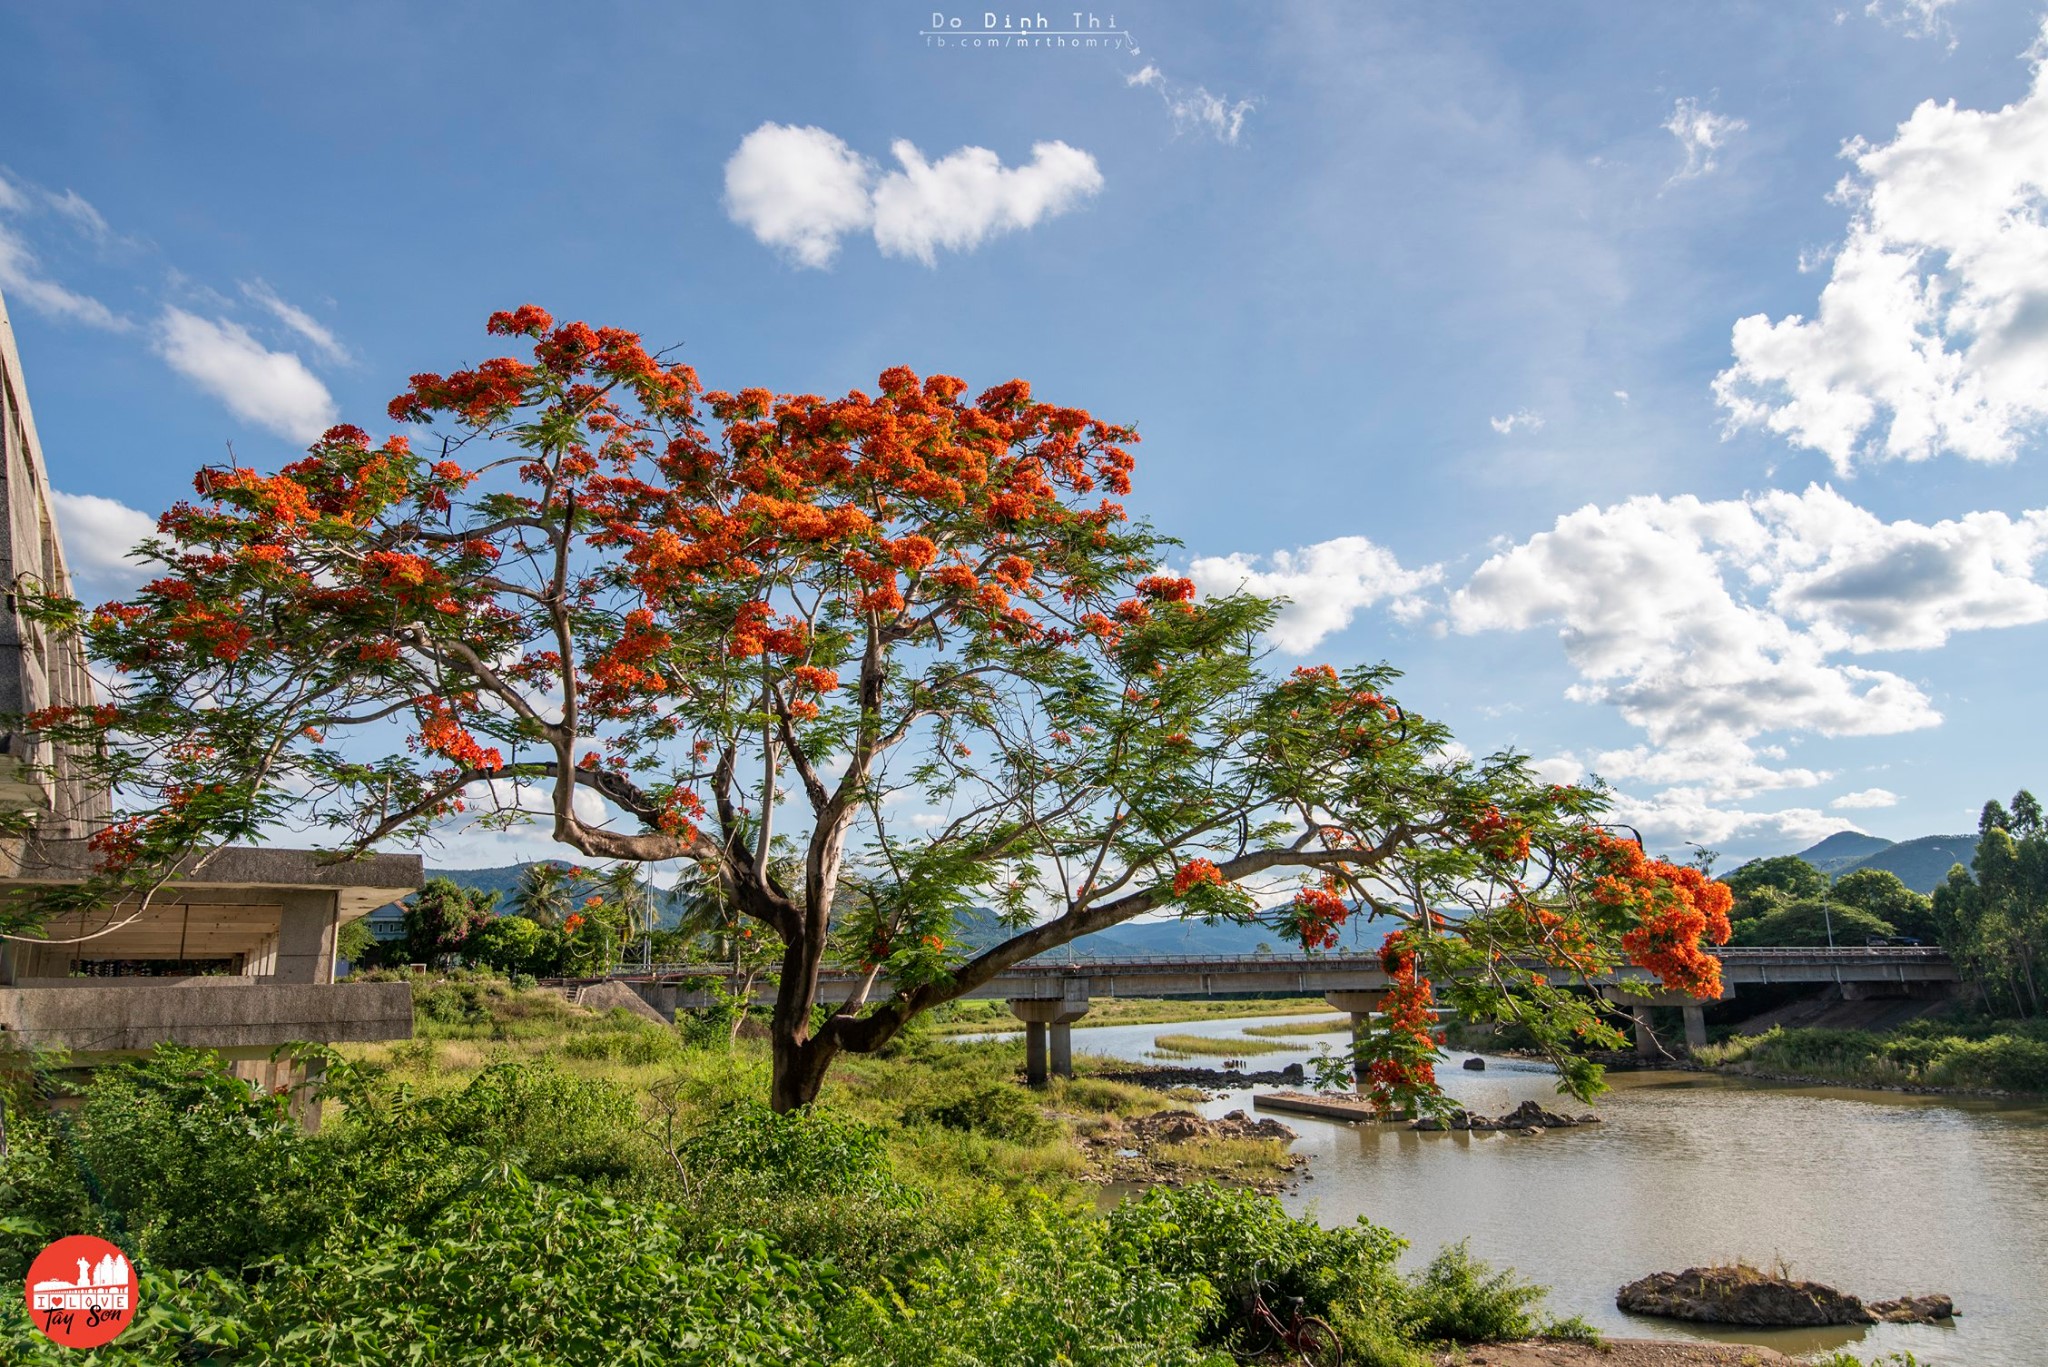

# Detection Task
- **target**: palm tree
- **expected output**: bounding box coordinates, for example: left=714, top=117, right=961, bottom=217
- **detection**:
left=599, top=862, right=656, bottom=940
left=507, top=862, right=575, bottom=928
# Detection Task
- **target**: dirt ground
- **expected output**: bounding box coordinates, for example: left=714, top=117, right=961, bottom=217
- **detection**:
left=1437, top=1339, right=1798, bottom=1366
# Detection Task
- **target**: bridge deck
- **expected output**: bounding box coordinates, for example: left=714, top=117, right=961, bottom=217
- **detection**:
left=597, top=946, right=1954, bottom=1012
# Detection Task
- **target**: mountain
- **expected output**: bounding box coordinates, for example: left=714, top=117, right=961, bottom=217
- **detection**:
left=1792, top=831, right=1895, bottom=877
left=1844, top=835, right=1978, bottom=892
left=1787, top=832, right=1978, bottom=894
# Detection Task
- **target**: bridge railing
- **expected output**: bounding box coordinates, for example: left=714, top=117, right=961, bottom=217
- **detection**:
left=604, top=944, right=1951, bottom=981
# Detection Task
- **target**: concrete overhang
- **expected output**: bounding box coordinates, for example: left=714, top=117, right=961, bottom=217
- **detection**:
left=5, top=845, right=422, bottom=919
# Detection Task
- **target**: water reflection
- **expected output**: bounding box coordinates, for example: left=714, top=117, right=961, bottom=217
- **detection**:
left=1053, top=1011, right=2048, bottom=1366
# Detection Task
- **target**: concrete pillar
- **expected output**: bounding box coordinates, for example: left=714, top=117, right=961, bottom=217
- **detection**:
left=1050, top=1019, right=1074, bottom=1079
left=1326, top=991, right=1387, bottom=1091
left=1025, top=1020, right=1048, bottom=1085
left=1011, top=985, right=1090, bottom=1086
left=1682, top=1004, right=1708, bottom=1053
left=1630, top=1004, right=1655, bottom=1057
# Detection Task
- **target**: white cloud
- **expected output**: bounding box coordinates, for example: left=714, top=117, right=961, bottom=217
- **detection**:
left=1613, top=390, right=1630, bottom=403
left=42, top=188, right=111, bottom=243
left=1489, top=409, right=1545, bottom=434
left=1446, top=484, right=2048, bottom=800
left=1125, top=64, right=1255, bottom=144
left=49, top=490, right=155, bottom=601
left=723, top=123, right=1103, bottom=268
left=1188, top=536, right=1442, bottom=653
left=722, top=123, right=876, bottom=269
left=871, top=140, right=1104, bottom=265
left=155, top=308, right=337, bottom=443
left=1865, top=0, right=1959, bottom=46
left=242, top=280, right=349, bottom=365
left=1664, top=98, right=1748, bottom=181
left=1716, top=27, right=2048, bottom=471
left=1606, top=788, right=1852, bottom=853
left=1832, top=786, right=1902, bottom=809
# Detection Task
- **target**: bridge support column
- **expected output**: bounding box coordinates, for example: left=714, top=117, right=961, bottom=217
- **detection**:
left=1325, top=991, right=1387, bottom=1091
left=1010, top=986, right=1090, bottom=1085
left=1682, top=1004, right=1709, bottom=1052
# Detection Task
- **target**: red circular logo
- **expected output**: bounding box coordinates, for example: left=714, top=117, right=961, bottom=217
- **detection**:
left=22, top=1235, right=138, bottom=1349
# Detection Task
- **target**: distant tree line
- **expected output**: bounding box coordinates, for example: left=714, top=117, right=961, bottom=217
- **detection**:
left=1932, top=791, right=2047, bottom=1017
left=1718, top=790, right=2047, bottom=1019
left=345, top=863, right=702, bottom=979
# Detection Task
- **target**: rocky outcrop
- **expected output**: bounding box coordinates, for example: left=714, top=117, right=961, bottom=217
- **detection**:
left=1617, top=1266, right=1954, bottom=1327
left=1412, top=1099, right=1600, bottom=1132
left=1078, top=1108, right=1302, bottom=1192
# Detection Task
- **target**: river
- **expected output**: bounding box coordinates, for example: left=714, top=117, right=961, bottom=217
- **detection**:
left=1047, top=1011, right=2048, bottom=1365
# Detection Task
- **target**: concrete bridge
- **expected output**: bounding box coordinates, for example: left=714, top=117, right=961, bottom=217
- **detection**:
left=599, top=945, right=1957, bottom=1085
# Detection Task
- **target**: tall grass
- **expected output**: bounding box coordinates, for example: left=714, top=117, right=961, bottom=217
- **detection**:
left=1697, top=1018, right=2048, bottom=1093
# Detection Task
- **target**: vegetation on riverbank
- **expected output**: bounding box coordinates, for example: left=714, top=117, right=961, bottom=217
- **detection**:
left=1152, top=1033, right=1294, bottom=1058
left=1, top=974, right=1598, bottom=1365
left=1694, top=1016, right=2048, bottom=1094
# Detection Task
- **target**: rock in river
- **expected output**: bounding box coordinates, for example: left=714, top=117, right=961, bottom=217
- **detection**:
left=1617, top=1266, right=1955, bottom=1327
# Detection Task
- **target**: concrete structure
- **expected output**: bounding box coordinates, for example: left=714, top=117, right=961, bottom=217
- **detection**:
left=0, top=289, right=421, bottom=1122
left=615, top=945, right=1958, bottom=1084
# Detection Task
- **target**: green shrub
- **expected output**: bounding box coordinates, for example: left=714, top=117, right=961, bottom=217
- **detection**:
left=904, top=1084, right=1058, bottom=1145
left=0, top=1046, right=329, bottom=1274
left=840, top=1195, right=1222, bottom=1367
left=1400, top=1241, right=1548, bottom=1342
left=1104, top=1182, right=1406, bottom=1348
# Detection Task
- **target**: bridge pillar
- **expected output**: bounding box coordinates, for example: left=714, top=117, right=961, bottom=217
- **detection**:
left=1682, top=1004, right=1709, bottom=1052
left=1325, top=991, right=1387, bottom=1090
left=1011, top=991, right=1090, bottom=1085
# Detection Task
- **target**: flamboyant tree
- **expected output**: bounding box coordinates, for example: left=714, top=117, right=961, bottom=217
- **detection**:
left=13, top=307, right=1732, bottom=1110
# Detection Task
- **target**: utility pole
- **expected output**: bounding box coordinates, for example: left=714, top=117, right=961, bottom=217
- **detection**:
left=1823, top=882, right=1835, bottom=949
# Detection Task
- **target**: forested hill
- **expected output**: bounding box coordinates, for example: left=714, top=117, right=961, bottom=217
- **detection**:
left=1787, top=832, right=1980, bottom=893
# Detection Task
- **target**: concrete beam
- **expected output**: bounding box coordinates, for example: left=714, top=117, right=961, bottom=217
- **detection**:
left=0, top=981, right=413, bottom=1056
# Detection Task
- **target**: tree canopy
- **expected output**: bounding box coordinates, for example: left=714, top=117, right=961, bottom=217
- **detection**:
left=11, top=306, right=1734, bottom=1109
left=1933, top=790, right=2048, bottom=1017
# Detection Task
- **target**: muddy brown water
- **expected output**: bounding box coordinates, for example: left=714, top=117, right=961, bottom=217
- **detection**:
left=1022, top=1011, right=2048, bottom=1365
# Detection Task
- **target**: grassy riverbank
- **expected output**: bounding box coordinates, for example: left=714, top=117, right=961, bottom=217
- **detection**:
left=0, top=972, right=1605, bottom=1366
left=1696, top=1016, right=2048, bottom=1094
left=929, top=994, right=1337, bottom=1035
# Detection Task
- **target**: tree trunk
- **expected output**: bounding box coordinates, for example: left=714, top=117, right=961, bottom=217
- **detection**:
left=767, top=930, right=835, bottom=1111
left=768, top=1006, right=837, bottom=1111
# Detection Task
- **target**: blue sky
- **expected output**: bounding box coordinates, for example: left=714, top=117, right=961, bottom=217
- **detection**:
left=4, top=0, right=2048, bottom=865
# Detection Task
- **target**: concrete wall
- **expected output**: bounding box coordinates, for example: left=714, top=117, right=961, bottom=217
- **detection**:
left=0, top=980, right=414, bottom=1056
left=0, top=288, right=110, bottom=858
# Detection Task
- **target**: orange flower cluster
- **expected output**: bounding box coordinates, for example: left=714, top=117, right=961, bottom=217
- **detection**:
left=1367, top=931, right=1439, bottom=1108
left=1466, top=805, right=1532, bottom=863
left=1172, top=858, right=1225, bottom=897
left=1283, top=883, right=1350, bottom=951
left=417, top=699, right=503, bottom=772
left=1582, top=832, right=1734, bottom=999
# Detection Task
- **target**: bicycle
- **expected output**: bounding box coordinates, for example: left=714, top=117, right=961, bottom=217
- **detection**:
left=1238, top=1280, right=1344, bottom=1365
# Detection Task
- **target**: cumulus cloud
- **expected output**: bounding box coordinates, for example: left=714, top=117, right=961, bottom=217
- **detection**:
left=1605, top=788, right=1852, bottom=852
left=722, top=122, right=1103, bottom=268
left=1490, top=409, right=1545, bottom=434
left=722, top=123, right=876, bottom=269
left=155, top=308, right=337, bottom=443
left=1188, top=536, right=1442, bottom=654
left=871, top=139, right=1104, bottom=265
left=49, top=490, right=155, bottom=601
left=1448, top=485, right=2048, bottom=800
left=241, top=280, right=350, bottom=365
left=1715, top=27, right=2048, bottom=470
left=1832, top=786, right=1902, bottom=809
left=1664, top=98, right=1748, bottom=181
